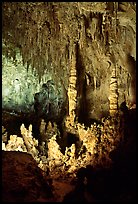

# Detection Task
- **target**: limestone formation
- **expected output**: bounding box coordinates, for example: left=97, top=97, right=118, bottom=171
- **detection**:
left=39, top=119, right=59, bottom=143
left=20, top=124, right=39, bottom=158
left=3, top=135, right=27, bottom=152
left=39, top=119, right=46, bottom=140
left=2, top=3, right=136, bottom=121
left=2, top=3, right=136, bottom=202
left=108, top=65, right=119, bottom=116
left=1, top=112, right=126, bottom=179
left=67, top=42, right=77, bottom=126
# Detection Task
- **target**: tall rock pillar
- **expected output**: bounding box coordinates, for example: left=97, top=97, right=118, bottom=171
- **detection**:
left=108, top=64, right=119, bottom=116
left=66, top=42, right=77, bottom=127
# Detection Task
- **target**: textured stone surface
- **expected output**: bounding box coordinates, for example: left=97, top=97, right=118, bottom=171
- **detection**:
left=2, top=2, right=136, bottom=122
left=2, top=53, right=67, bottom=120
left=2, top=4, right=136, bottom=201
left=2, top=151, right=54, bottom=202
left=2, top=107, right=136, bottom=201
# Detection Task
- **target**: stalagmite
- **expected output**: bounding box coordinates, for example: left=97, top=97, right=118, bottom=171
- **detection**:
left=108, top=65, right=119, bottom=116
left=20, top=124, right=39, bottom=158
left=66, top=42, right=77, bottom=126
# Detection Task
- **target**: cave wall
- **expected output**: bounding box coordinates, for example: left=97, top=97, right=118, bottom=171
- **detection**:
left=2, top=2, right=136, bottom=122
left=2, top=52, right=40, bottom=112
left=2, top=51, right=67, bottom=117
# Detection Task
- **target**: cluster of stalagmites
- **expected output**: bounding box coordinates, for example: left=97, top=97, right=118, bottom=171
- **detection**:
left=2, top=115, right=123, bottom=179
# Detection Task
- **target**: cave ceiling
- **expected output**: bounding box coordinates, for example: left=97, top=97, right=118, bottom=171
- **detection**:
left=2, top=2, right=136, bottom=120
left=2, top=2, right=136, bottom=79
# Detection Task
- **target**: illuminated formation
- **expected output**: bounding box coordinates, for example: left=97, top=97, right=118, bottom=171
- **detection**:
left=66, top=42, right=77, bottom=127
left=2, top=114, right=123, bottom=179
left=109, top=64, right=119, bottom=116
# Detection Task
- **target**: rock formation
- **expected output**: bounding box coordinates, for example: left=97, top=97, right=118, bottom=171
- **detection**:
left=2, top=3, right=136, bottom=202
left=66, top=42, right=77, bottom=127
left=108, top=64, right=119, bottom=116
left=2, top=2, right=136, bottom=122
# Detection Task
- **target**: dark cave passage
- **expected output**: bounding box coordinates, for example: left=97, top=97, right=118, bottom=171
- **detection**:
left=2, top=109, right=66, bottom=144
left=2, top=110, right=39, bottom=141
left=75, top=42, right=89, bottom=125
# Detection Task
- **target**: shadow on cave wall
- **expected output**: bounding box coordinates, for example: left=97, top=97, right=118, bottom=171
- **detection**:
left=126, top=54, right=136, bottom=105
left=75, top=42, right=89, bottom=125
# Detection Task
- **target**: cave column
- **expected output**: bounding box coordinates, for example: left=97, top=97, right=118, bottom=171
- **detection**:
left=67, top=42, right=77, bottom=126
left=108, top=64, right=119, bottom=116
left=108, top=5, right=119, bottom=117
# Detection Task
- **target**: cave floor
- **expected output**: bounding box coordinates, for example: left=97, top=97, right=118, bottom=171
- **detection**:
left=2, top=148, right=136, bottom=202
left=52, top=179, right=75, bottom=202
left=2, top=108, right=136, bottom=202
left=2, top=150, right=76, bottom=202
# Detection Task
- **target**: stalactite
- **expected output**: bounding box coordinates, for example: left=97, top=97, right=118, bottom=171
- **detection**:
left=79, top=16, right=86, bottom=49
left=2, top=2, right=135, bottom=120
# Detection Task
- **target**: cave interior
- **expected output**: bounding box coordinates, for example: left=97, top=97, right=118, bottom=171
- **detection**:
left=2, top=2, right=136, bottom=202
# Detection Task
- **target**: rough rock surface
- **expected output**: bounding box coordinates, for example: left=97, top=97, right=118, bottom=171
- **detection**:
left=2, top=151, right=55, bottom=202
left=2, top=2, right=136, bottom=122
left=2, top=107, right=136, bottom=202
left=2, top=3, right=136, bottom=202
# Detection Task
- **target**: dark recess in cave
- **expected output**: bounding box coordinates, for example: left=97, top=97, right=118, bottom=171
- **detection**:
left=106, top=2, right=114, bottom=13
left=126, top=54, right=136, bottom=104
left=127, top=54, right=136, bottom=76
left=76, top=42, right=89, bottom=125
